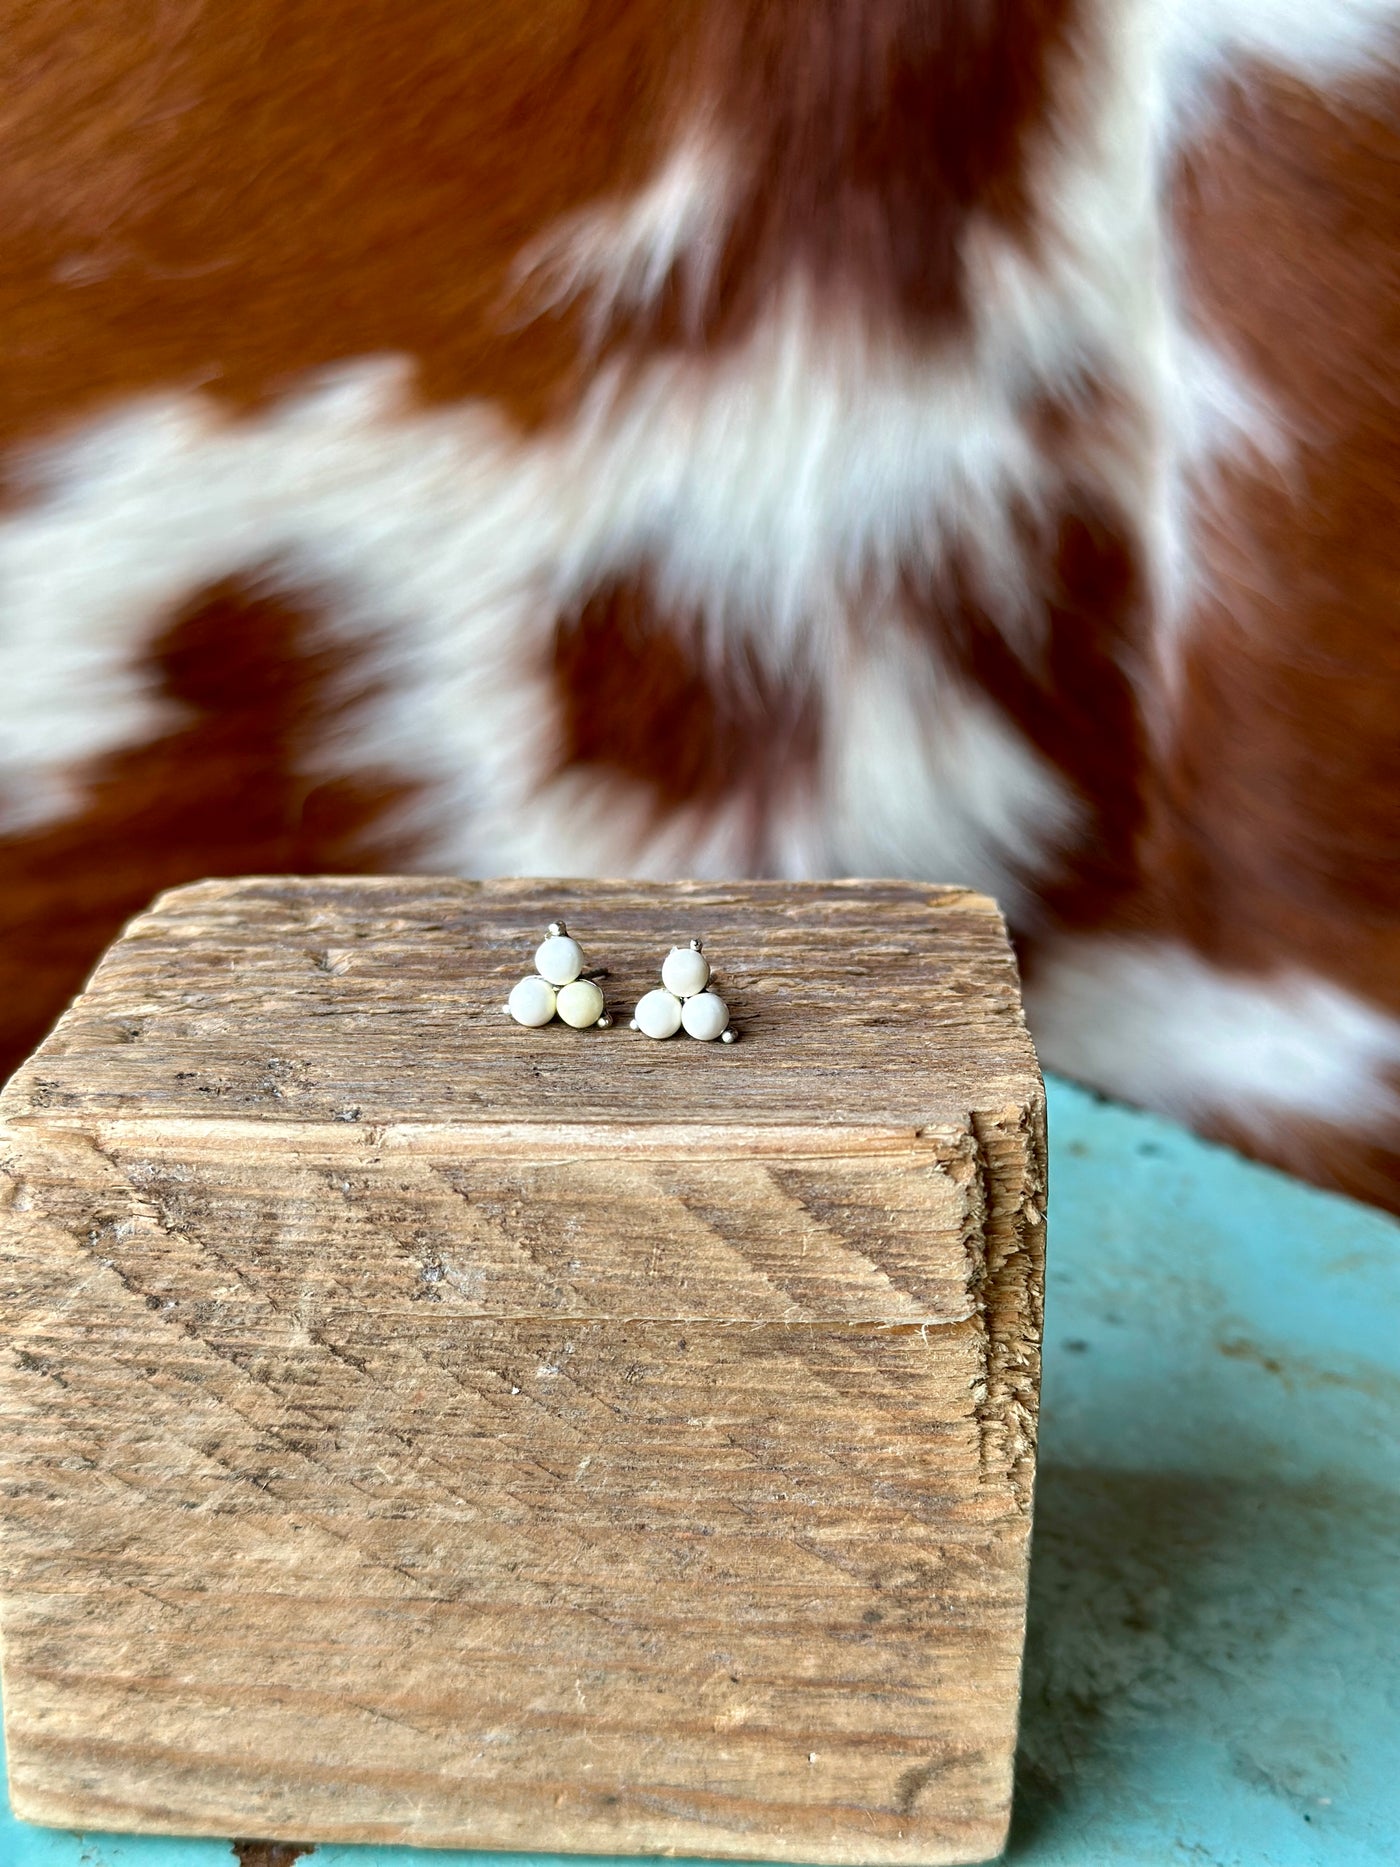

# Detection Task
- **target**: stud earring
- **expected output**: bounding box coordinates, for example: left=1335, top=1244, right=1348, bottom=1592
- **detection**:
left=631, top=938, right=738, bottom=1043
left=505, top=922, right=612, bottom=1029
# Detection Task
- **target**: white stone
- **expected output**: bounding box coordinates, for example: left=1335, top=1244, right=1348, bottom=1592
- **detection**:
left=634, top=988, right=683, bottom=1040
left=507, top=975, right=557, bottom=1027
left=681, top=991, right=729, bottom=1041
left=556, top=979, right=605, bottom=1028
left=535, top=934, right=585, bottom=985
left=661, top=945, right=710, bottom=998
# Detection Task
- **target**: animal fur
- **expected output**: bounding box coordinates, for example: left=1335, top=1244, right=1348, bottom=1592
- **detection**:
left=1, top=0, right=1397, bottom=1205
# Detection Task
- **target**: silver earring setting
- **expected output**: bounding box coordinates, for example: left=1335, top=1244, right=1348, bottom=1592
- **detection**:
left=505, top=922, right=612, bottom=1029
left=631, top=939, right=738, bottom=1043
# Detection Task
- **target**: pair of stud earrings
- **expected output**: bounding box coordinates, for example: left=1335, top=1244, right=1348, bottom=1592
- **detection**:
left=504, top=923, right=738, bottom=1043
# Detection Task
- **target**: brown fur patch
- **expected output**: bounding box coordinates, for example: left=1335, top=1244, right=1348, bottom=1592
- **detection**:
left=231, top=1845, right=316, bottom=1867
left=902, top=376, right=1150, bottom=932
left=551, top=573, right=821, bottom=856
left=948, top=504, right=1146, bottom=929
left=1149, top=67, right=1400, bottom=1010
left=0, top=0, right=686, bottom=450
left=0, top=0, right=1088, bottom=458
left=1003, top=65, right=1400, bottom=1208
left=1208, top=1107, right=1400, bottom=1216
left=640, top=0, right=1082, bottom=346
left=0, top=579, right=421, bottom=1082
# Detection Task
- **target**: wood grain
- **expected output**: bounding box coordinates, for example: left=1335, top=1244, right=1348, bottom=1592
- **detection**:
left=0, top=879, right=1045, bottom=1864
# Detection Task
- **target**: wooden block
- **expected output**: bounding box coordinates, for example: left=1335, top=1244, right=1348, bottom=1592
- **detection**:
left=0, top=878, right=1045, bottom=1864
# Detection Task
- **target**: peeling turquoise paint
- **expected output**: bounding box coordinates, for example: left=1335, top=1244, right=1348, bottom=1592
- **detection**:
left=4, top=1077, right=1397, bottom=1867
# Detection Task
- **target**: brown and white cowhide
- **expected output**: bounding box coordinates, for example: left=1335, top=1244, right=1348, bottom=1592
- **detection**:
left=1, top=1, right=1397, bottom=1206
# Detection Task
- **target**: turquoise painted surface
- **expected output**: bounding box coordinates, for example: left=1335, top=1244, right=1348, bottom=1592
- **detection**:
left=3, top=1076, right=1397, bottom=1867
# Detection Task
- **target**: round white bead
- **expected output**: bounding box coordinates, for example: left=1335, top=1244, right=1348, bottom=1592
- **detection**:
left=681, top=991, right=729, bottom=1041
left=661, top=945, right=710, bottom=998
left=556, top=979, right=605, bottom=1028
left=507, top=975, right=557, bottom=1027
left=634, top=988, right=683, bottom=1040
left=535, top=934, right=585, bottom=985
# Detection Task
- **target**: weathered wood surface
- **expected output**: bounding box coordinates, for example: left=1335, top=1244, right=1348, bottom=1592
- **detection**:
left=0, top=878, right=1045, bottom=1864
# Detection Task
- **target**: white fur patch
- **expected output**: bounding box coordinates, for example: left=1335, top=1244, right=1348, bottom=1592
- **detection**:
left=511, top=132, right=736, bottom=345
left=0, top=258, right=1100, bottom=893
left=1027, top=938, right=1400, bottom=1134
left=1155, top=0, right=1398, bottom=124
left=554, top=289, right=1052, bottom=663
left=0, top=368, right=553, bottom=849
left=1147, top=320, right=1295, bottom=683
left=816, top=627, right=1082, bottom=925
